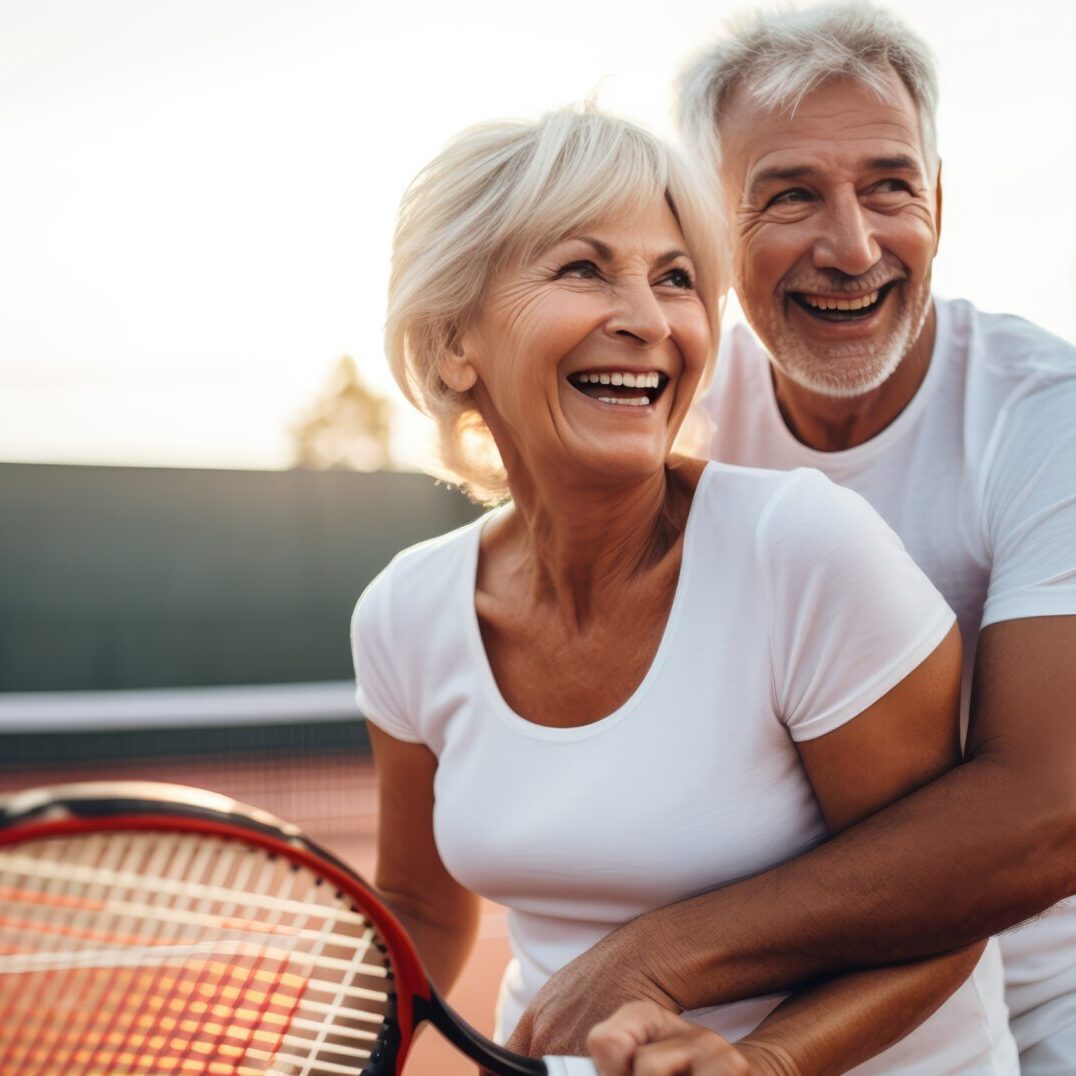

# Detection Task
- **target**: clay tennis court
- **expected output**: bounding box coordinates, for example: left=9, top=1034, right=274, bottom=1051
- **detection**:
left=0, top=743, right=510, bottom=1076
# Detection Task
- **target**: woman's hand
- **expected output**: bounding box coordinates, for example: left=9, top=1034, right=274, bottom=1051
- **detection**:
left=586, top=1002, right=796, bottom=1075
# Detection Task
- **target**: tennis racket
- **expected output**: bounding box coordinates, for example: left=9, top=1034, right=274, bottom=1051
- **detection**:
left=0, top=781, right=595, bottom=1076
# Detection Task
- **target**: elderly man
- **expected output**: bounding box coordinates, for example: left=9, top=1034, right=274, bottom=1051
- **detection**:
left=506, top=4, right=1076, bottom=1073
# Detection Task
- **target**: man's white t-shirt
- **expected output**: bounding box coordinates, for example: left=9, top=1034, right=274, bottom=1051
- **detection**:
left=704, top=296, right=1076, bottom=1052
left=353, top=462, right=1017, bottom=1074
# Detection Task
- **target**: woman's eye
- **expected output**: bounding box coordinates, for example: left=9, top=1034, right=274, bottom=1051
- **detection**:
left=660, top=267, right=695, bottom=289
left=557, top=260, right=601, bottom=279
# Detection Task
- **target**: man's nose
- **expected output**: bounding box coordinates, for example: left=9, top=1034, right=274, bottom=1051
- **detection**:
left=605, top=278, right=671, bottom=346
left=812, top=189, right=880, bottom=278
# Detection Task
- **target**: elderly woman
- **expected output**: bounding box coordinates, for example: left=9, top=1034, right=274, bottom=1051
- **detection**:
left=352, top=108, right=1016, bottom=1074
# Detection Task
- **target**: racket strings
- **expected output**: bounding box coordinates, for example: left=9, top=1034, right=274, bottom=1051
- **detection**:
left=2, top=833, right=132, bottom=1073
left=0, top=832, right=396, bottom=1075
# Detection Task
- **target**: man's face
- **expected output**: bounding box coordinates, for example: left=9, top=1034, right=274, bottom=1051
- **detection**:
left=719, top=70, right=941, bottom=398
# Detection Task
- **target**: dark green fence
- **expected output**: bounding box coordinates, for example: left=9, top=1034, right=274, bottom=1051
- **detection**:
left=0, top=464, right=479, bottom=691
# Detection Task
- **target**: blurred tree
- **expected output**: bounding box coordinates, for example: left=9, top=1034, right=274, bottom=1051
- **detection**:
left=292, top=356, right=393, bottom=471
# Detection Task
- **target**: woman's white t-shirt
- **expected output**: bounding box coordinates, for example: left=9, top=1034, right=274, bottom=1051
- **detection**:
left=352, top=462, right=1017, bottom=1074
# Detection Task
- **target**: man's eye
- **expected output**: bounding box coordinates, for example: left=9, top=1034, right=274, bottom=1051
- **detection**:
left=557, top=260, right=601, bottom=279
left=871, top=179, right=913, bottom=195
left=660, top=267, right=695, bottom=289
left=768, top=188, right=813, bottom=207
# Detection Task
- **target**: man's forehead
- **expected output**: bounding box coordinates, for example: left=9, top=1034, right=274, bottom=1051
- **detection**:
left=719, top=71, right=929, bottom=186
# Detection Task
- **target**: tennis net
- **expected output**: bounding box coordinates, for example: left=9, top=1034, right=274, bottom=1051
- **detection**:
left=0, top=681, right=377, bottom=872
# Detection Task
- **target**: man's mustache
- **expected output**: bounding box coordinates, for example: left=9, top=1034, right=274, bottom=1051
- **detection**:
left=782, top=256, right=906, bottom=295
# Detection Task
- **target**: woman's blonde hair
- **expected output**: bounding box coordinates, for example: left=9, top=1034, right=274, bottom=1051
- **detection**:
left=385, top=106, right=726, bottom=503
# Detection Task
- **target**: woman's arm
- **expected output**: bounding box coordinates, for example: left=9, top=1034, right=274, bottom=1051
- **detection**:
left=734, top=946, right=984, bottom=1075
left=367, top=722, right=482, bottom=993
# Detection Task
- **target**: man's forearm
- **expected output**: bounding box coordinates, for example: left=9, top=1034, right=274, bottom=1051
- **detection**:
left=647, top=755, right=1076, bottom=1010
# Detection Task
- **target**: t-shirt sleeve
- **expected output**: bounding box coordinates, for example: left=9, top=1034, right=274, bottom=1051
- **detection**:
left=350, top=564, right=424, bottom=743
left=980, top=380, right=1076, bottom=628
left=758, top=470, right=957, bottom=742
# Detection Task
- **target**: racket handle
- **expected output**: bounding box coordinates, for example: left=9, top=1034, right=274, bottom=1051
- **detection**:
left=543, top=1057, right=597, bottom=1075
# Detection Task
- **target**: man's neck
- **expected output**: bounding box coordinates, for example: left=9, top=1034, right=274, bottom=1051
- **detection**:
left=770, top=304, right=937, bottom=452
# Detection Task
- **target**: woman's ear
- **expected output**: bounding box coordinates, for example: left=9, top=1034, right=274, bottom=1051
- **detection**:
left=933, top=159, right=943, bottom=252
left=438, top=332, right=479, bottom=392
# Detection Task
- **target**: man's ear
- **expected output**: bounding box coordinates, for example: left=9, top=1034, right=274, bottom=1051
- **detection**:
left=437, top=333, right=479, bottom=393
left=933, top=160, right=944, bottom=251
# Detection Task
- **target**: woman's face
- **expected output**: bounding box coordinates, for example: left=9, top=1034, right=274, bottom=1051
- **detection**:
left=447, top=199, right=712, bottom=490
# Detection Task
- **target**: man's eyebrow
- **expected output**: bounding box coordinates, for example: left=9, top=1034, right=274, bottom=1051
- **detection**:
left=746, top=165, right=815, bottom=197
left=865, top=154, right=922, bottom=173
left=747, top=155, right=924, bottom=197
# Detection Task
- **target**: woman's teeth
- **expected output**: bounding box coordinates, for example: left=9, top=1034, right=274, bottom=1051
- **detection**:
left=574, top=371, right=661, bottom=388
left=569, top=369, right=667, bottom=407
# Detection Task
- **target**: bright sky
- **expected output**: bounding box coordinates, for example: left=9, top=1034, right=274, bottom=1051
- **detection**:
left=2, top=0, right=1073, bottom=471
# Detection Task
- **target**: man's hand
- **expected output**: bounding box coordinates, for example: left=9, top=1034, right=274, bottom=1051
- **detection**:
left=586, top=1001, right=796, bottom=1076
left=504, top=925, right=680, bottom=1058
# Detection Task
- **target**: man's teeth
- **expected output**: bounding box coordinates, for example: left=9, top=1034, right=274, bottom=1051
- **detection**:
left=801, top=290, right=881, bottom=311
left=574, top=371, right=661, bottom=388
left=596, top=396, right=651, bottom=407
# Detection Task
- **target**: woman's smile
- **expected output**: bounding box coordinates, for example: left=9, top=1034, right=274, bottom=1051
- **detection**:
left=566, top=369, right=670, bottom=407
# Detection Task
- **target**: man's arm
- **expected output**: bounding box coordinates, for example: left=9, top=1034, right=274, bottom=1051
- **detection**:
left=508, top=615, right=1076, bottom=1056
left=586, top=945, right=986, bottom=1076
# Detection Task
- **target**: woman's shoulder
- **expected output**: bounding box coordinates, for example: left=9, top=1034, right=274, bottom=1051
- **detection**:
left=696, top=461, right=868, bottom=532
left=697, top=458, right=834, bottom=499
left=690, top=462, right=905, bottom=586
left=386, top=510, right=488, bottom=576
left=353, top=511, right=489, bottom=635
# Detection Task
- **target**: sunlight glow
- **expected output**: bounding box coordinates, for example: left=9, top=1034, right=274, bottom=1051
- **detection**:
left=1, top=0, right=1073, bottom=471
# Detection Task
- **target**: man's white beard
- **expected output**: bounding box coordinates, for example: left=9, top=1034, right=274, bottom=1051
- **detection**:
left=771, top=333, right=908, bottom=398
left=766, top=291, right=930, bottom=399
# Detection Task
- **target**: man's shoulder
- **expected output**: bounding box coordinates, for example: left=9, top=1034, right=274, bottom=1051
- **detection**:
left=940, top=297, right=1076, bottom=385
left=937, top=298, right=1076, bottom=463
left=705, top=319, right=773, bottom=428
left=716, top=319, right=770, bottom=367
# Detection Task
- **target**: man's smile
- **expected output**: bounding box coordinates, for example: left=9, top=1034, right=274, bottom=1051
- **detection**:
left=787, top=281, right=899, bottom=323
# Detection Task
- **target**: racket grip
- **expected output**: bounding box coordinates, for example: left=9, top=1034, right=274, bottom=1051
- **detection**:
left=542, top=1057, right=597, bottom=1075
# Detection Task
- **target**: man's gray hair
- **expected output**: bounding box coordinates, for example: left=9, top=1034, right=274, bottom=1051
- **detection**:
left=677, top=2, right=940, bottom=177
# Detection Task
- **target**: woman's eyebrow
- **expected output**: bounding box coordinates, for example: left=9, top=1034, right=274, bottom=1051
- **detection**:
left=570, top=237, right=614, bottom=260
left=653, top=248, right=691, bottom=267
left=571, top=237, right=690, bottom=266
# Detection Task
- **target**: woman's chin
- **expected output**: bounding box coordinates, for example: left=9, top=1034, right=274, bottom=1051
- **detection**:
left=556, top=433, right=678, bottom=488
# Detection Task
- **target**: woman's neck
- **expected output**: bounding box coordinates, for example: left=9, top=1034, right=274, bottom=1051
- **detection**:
left=489, top=459, right=702, bottom=632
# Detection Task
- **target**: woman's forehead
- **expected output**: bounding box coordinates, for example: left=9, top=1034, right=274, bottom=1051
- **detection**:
left=519, top=195, right=689, bottom=262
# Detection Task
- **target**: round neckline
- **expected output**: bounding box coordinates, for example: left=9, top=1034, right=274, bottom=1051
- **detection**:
left=462, top=465, right=713, bottom=742
left=759, top=298, right=948, bottom=472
